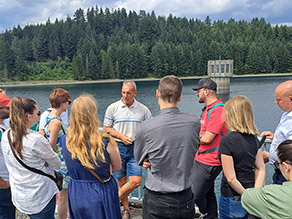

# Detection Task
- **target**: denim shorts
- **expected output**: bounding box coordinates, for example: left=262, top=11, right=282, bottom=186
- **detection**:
left=219, top=194, right=248, bottom=219
left=112, top=142, right=142, bottom=178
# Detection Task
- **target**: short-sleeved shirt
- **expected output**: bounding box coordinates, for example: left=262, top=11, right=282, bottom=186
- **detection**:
left=219, top=132, right=260, bottom=197
left=103, top=99, right=152, bottom=142
left=242, top=181, right=292, bottom=219
left=269, top=111, right=292, bottom=165
left=195, top=99, right=229, bottom=166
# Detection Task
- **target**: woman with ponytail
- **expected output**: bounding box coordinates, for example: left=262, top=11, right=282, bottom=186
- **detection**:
left=61, top=94, right=121, bottom=219
left=1, top=96, right=61, bottom=219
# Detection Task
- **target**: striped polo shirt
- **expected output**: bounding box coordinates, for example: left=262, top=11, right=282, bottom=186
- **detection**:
left=103, top=99, right=152, bottom=142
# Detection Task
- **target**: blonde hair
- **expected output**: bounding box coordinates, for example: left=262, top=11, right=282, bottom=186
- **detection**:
left=66, top=94, right=117, bottom=169
left=9, top=96, right=37, bottom=159
left=224, top=96, right=258, bottom=136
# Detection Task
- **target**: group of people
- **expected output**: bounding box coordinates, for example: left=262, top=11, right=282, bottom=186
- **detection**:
left=0, top=76, right=291, bottom=219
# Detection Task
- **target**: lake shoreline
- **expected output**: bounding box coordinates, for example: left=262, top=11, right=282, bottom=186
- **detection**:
left=0, top=72, right=291, bottom=88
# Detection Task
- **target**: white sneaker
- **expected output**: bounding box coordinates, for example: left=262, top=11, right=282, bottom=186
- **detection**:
left=199, top=213, right=208, bottom=218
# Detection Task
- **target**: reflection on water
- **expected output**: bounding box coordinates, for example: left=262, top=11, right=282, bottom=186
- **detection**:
left=3, top=75, right=292, bottom=198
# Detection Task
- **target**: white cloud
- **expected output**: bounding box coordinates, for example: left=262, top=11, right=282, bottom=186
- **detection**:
left=113, top=0, right=249, bottom=19
left=1, top=0, right=292, bottom=32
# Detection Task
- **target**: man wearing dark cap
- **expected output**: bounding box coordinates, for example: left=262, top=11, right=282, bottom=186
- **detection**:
left=0, top=93, right=15, bottom=219
left=192, top=78, right=228, bottom=219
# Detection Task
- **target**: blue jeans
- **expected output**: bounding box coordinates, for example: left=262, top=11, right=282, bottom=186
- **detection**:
left=219, top=195, right=248, bottom=219
left=143, top=188, right=194, bottom=219
left=28, top=195, right=56, bottom=219
left=112, top=142, right=142, bottom=178
left=0, top=188, right=15, bottom=219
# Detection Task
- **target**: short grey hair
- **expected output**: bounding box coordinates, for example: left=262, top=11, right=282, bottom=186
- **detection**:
left=123, top=80, right=137, bottom=91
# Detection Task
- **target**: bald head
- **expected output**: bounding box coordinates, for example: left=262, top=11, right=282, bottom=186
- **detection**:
left=275, top=81, right=292, bottom=112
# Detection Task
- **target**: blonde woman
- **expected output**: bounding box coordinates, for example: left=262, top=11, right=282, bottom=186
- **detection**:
left=1, top=96, right=61, bottom=218
left=44, top=88, right=71, bottom=219
left=61, top=95, right=121, bottom=219
left=218, top=96, right=265, bottom=219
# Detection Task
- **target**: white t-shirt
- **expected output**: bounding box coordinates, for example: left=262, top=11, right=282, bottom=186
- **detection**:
left=39, top=108, right=69, bottom=130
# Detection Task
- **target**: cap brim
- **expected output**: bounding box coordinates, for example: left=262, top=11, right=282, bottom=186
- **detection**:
left=192, top=86, right=202, bottom=91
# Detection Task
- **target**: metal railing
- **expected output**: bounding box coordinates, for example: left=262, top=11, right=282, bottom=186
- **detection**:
left=128, top=138, right=272, bottom=204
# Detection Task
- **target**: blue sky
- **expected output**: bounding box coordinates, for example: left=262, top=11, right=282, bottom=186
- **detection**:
left=1, top=0, right=292, bottom=32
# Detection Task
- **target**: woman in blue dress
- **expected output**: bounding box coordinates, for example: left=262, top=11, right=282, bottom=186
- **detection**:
left=61, top=94, right=121, bottom=219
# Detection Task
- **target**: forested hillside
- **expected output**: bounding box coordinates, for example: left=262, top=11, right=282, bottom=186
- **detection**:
left=0, top=6, right=292, bottom=81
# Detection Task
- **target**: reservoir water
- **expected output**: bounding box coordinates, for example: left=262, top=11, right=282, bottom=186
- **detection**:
left=3, top=75, right=292, bottom=198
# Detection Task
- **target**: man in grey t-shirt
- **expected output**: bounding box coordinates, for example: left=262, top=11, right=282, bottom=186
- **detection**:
left=135, top=75, right=200, bottom=219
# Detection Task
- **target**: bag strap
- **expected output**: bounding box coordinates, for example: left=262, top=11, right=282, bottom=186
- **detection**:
left=44, top=117, right=66, bottom=136
left=7, top=130, right=57, bottom=183
left=85, top=167, right=111, bottom=183
left=207, top=103, right=224, bottom=119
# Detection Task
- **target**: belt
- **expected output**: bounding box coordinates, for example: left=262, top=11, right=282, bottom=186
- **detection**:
left=145, top=187, right=192, bottom=197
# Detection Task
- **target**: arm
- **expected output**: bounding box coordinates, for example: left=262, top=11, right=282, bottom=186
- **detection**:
left=0, top=177, right=9, bottom=189
left=107, top=141, right=121, bottom=173
left=48, top=119, right=62, bottom=151
left=39, top=129, right=45, bottom=137
left=134, top=125, right=148, bottom=166
left=221, top=154, right=246, bottom=195
left=33, top=135, right=61, bottom=171
left=103, top=125, right=133, bottom=145
left=262, top=151, right=269, bottom=163
left=254, top=149, right=266, bottom=188
left=200, top=131, right=216, bottom=144
left=241, top=187, right=268, bottom=218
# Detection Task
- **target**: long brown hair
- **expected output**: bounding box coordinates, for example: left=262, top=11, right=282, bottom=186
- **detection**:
left=66, top=94, right=117, bottom=169
left=9, top=96, right=37, bottom=159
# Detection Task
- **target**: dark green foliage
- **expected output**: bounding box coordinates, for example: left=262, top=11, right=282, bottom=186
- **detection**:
left=0, top=7, right=292, bottom=81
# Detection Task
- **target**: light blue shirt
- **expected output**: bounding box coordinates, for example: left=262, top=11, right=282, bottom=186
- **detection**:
left=269, top=111, right=292, bottom=165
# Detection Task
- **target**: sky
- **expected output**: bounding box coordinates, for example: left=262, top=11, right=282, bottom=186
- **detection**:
left=1, top=0, right=292, bottom=33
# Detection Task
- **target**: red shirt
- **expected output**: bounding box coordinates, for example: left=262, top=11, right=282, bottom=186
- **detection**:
left=195, top=99, right=229, bottom=166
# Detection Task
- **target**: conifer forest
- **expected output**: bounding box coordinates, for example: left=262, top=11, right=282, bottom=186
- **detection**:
left=0, top=6, right=292, bottom=81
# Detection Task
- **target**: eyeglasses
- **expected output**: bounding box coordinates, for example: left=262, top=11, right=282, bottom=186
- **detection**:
left=0, top=107, right=10, bottom=110
left=274, top=160, right=292, bottom=167
left=197, top=88, right=206, bottom=94
left=68, top=100, right=71, bottom=105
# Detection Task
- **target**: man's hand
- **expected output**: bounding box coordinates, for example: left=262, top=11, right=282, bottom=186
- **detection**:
left=0, top=179, right=10, bottom=189
left=120, top=134, right=133, bottom=145
left=260, top=131, right=274, bottom=140
left=143, top=158, right=151, bottom=169
left=262, top=151, right=269, bottom=163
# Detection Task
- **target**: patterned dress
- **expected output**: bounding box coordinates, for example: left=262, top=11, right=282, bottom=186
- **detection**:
left=44, top=115, right=70, bottom=189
